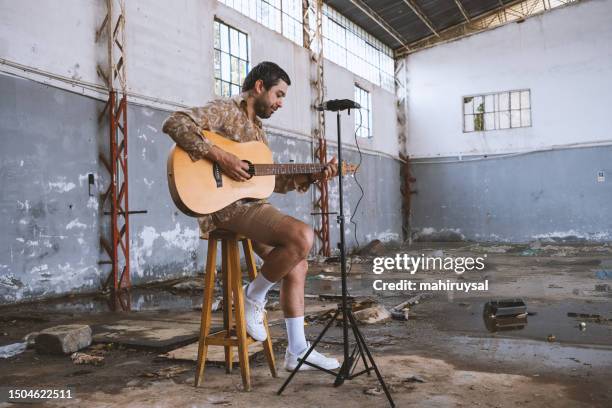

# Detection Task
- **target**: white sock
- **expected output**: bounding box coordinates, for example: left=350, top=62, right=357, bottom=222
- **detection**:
left=285, top=316, right=307, bottom=355
left=246, top=273, right=275, bottom=304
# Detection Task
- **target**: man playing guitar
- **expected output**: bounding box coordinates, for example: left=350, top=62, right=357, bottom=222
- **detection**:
left=162, top=61, right=340, bottom=371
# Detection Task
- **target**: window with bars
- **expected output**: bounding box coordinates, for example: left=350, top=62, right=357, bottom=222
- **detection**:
left=463, top=90, right=531, bottom=132
left=214, top=20, right=249, bottom=97
left=218, top=0, right=303, bottom=46
left=322, top=5, right=394, bottom=92
left=354, top=85, right=372, bottom=138
left=218, top=1, right=394, bottom=92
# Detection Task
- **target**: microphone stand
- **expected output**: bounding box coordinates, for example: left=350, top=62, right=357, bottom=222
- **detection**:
left=277, top=110, right=395, bottom=407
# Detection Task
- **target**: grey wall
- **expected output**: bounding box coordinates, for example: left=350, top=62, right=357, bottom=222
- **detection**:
left=0, top=74, right=402, bottom=304
left=410, top=146, right=612, bottom=242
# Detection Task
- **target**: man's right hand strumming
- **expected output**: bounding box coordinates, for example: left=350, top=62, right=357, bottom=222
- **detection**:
left=207, top=146, right=251, bottom=182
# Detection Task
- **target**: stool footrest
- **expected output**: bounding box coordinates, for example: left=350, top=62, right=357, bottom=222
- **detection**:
left=206, top=329, right=259, bottom=347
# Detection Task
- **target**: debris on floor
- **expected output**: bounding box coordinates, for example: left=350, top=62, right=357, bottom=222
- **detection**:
left=310, top=274, right=340, bottom=281
left=140, top=365, right=189, bottom=379
left=595, top=270, right=612, bottom=279
left=71, top=352, right=105, bottom=366
left=483, top=299, right=527, bottom=318
left=0, top=342, right=27, bottom=358
left=354, top=304, right=391, bottom=324
left=35, top=324, right=92, bottom=354
left=357, top=239, right=385, bottom=256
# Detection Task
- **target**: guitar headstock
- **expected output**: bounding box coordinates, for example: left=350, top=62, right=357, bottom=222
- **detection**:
left=341, top=162, right=359, bottom=175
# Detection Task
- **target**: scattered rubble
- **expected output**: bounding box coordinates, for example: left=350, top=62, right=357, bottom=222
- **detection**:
left=354, top=304, right=391, bottom=324
left=363, top=387, right=383, bottom=396
left=24, top=331, right=39, bottom=348
left=390, top=293, right=429, bottom=321
left=171, top=279, right=204, bottom=292
left=71, top=352, right=105, bottom=366
left=35, top=324, right=92, bottom=354
left=405, top=374, right=426, bottom=383
left=140, top=365, right=189, bottom=379
left=357, top=239, right=385, bottom=256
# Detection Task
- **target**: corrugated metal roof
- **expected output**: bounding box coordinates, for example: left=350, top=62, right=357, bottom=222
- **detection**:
left=325, top=0, right=517, bottom=51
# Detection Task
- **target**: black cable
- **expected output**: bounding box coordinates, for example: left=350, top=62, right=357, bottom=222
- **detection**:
left=345, top=108, right=365, bottom=282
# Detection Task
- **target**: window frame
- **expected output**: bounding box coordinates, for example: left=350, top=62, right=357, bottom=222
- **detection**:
left=462, top=89, right=532, bottom=133
left=214, top=19, right=250, bottom=98
left=354, top=84, right=373, bottom=139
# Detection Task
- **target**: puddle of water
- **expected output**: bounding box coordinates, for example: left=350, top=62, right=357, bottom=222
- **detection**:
left=0, top=288, right=204, bottom=315
left=428, top=298, right=612, bottom=346
left=447, top=335, right=612, bottom=370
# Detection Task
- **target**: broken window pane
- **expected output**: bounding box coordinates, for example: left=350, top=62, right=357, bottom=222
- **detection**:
left=474, top=113, right=484, bottom=131
left=464, top=97, right=473, bottom=114
left=473, top=96, right=484, bottom=113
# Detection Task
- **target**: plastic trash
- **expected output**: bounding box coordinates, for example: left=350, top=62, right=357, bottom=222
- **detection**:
left=0, top=342, right=27, bottom=358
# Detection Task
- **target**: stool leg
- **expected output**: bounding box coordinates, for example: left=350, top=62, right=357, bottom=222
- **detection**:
left=230, top=239, right=251, bottom=391
left=221, top=240, right=233, bottom=373
left=195, top=239, right=218, bottom=387
left=242, top=239, right=277, bottom=378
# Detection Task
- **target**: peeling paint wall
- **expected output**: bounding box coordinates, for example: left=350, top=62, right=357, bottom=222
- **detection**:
left=410, top=146, right=612, bottom=242
left=0, top=76, right=102, bottom=302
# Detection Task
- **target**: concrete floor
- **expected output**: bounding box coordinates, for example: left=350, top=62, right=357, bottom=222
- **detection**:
left=0, top=241, right=611, bottom=407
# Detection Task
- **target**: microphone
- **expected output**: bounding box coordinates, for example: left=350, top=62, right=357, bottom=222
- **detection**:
left=316, top=99, right=361, bottom=112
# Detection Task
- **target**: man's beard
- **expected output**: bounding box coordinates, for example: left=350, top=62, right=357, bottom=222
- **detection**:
left=254, top=97, right=272, bottom=119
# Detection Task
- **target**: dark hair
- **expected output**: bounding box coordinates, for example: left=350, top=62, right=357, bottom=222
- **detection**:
left=242, top=61, right=291, bottom=92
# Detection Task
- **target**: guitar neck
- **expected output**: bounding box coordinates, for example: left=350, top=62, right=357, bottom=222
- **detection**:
left=251, top=163, right=327, bottom=176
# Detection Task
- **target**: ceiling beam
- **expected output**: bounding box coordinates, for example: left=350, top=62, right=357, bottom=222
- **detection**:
left=395, top=0, right=527, bottom=57
left=401, top=0, right=439, bottom=37
left=453, top=0, right=471, bottom=22
left=348, top=0, right=412, bottom=50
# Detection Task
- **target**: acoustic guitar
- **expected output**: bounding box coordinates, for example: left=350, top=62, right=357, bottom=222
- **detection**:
left=167, top=130, right=357, bottom=216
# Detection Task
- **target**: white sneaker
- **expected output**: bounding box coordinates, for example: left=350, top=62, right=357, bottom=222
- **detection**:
left=284, top=342, right=340, bottom=371
left=243, top=284, right=267, bottom=341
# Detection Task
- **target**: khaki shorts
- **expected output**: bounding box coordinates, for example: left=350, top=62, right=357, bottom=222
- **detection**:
left=212, top=203, right=290, bottom=257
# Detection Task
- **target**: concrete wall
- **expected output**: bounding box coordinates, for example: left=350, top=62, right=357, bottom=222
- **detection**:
left=404, top=0, right=612, bottom=158
left=0, top=1, right=401, bottom=303
left=404, top=0, right=612, bottom=242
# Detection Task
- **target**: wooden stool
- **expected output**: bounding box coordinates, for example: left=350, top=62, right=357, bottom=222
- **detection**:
left=195, top=229, right=277, bottom=391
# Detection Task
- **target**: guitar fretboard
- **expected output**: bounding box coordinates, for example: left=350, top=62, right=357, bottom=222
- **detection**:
left=251, top=163, right=327, bottom=176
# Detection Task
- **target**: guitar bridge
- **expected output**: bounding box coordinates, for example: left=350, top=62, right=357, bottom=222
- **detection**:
left=213, top=163, right=223, bottom=188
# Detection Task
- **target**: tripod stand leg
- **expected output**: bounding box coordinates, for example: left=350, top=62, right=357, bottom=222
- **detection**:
left=348, top=312, right=395, bottom=407
left=277, top=308, right=341, bottom=395
left=351, top=321, right=371, bottom=376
